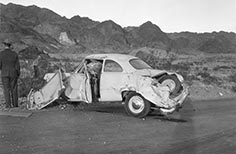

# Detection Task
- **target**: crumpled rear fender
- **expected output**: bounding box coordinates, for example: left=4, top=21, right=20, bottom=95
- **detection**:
left=120, top=74, right=173, bottom=108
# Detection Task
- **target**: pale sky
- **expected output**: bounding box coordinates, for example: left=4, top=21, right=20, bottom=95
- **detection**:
left=1, top=0, right=236, bottom=32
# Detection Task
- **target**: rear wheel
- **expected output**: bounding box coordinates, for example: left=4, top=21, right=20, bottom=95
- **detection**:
left=124, top=92, right=150, bottom=118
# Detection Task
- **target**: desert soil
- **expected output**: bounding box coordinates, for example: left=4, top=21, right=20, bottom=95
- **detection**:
left=1, top=97, right=236, bottom=154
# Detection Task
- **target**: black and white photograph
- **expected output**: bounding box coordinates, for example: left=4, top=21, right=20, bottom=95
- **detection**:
left=0, top=0, right=236, bottom=153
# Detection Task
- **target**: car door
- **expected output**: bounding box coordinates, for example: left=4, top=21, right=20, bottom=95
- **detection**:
left=64, top=63, right=92, bottom=103
left=99, top=59, right=124, bottom=101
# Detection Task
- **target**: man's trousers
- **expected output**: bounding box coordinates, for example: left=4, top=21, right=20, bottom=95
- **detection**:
left=2, top=76, right=18, bottom=107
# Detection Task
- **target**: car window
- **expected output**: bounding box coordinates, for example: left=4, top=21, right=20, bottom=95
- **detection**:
left=129, top=58, right=152, bottom=70
left=104, top=60, right=123, bottom=72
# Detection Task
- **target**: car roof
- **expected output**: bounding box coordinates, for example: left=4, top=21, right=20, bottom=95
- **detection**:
left=85, top=53, right=138, bottom=61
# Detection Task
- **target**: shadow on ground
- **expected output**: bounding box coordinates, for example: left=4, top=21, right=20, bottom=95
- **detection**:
left=41, top=97, right=196, bottom=124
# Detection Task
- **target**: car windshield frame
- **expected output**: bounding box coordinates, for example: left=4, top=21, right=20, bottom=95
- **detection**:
left=129, top=58, right=152, bottom=70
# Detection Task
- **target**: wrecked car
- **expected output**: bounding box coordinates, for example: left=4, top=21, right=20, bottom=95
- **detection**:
left=27, top=54, right=189, bottom=118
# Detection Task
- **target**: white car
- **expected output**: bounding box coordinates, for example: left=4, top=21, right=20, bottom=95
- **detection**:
left=28, top=54, right=189, bottom=118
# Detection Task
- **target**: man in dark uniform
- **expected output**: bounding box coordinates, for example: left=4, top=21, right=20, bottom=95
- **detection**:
left=0, top=39, right=20, bottom=108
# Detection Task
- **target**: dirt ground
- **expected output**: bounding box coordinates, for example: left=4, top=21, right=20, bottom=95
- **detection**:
left=1, top=97, right=236, bottom=154
left=189, top=81, right=236, bottom=100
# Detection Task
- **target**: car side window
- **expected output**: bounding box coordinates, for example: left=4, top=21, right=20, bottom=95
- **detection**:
left=104, top=60, right=123, bottom=72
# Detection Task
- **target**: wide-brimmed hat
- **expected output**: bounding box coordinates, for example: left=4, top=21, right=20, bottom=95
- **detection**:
left=3, top=39, right=12, bottom=46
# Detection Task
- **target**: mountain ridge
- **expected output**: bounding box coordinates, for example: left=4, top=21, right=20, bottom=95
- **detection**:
left=0, top=2, right=236, bottom=54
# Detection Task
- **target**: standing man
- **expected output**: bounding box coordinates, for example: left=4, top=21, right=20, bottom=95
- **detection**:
left=0, top=39, right=20, bottom=108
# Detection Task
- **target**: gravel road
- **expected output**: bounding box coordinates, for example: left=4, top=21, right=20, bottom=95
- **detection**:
left=0, top=97, right=236, bottom=154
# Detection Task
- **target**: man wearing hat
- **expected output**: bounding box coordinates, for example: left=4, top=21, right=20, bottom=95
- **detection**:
left=0, top=39, right=20, bottom=108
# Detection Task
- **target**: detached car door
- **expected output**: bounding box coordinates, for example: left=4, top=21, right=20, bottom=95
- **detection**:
left=64, top=63, right=92, bottom=103
left=100, top=59, right=124, bottom=101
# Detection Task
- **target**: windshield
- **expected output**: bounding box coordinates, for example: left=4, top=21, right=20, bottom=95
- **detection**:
left=129, top=58, right=152, bottom=70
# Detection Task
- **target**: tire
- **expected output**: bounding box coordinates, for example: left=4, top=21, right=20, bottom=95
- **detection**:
left=124, top=92, right=150, bottom=118
left=159, top=74, right=181, bottom=96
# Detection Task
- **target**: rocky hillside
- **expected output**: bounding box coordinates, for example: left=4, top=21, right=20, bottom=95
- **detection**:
left=0, top=3, right=236, bottom=54
left=168, top=31, right=236, bottom=53
left=126, top=21, right=171, bottom=50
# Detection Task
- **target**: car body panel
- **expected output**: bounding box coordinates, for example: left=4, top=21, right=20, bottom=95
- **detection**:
left=64, top=71, right=92, bottom=103
left=100, top=71, right=124, bottom=101
left=27, top=70, right=64, bottom=110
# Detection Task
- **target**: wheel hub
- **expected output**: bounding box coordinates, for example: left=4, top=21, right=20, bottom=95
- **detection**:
left=128, top=96, right=144, bottom=114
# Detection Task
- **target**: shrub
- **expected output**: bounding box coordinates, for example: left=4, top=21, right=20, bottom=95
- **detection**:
left=18, top=53, right=59, bottom=97
left=171, top=63, right=190, bottom=72
left=197, top=71, right=221, bottom=85
left=203, top=67, right=208, bottom=71
left=229, top=73, right=236, bottom=83
left=18, top=77, right=32, bottom=97
left=197, top=71, right=211, bottom=79
left=18, top=76, right=46, bottom=97
left=213, top=65, right=231, bottom=71
left=231, top=85, right=236, bottom=93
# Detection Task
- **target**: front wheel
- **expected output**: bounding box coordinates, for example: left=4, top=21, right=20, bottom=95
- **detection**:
left=124, top=92, right=150, bottom=118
